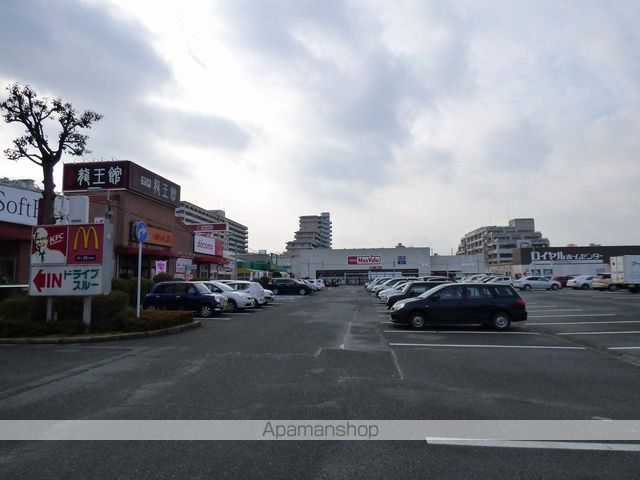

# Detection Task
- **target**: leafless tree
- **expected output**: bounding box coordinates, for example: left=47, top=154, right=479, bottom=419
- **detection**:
left=1, top=83, right=102, bottom=224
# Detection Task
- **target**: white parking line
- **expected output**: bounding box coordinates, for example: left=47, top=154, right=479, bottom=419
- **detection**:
left=380, top=321, right=395, bottom=325
left=425, top=438, right=640, bottom=451
left=195, top=317, right=231, bottom=321
left=558, top=331, right=640, bottom=336
left=528, top=320, right=640, bottom=326
left=608, top=346, right=640, bottom=350
left=384, top=330, right=539, bottom=335
left=526, top=309, right=583, bottom=312
left=528, top=313, right=616, bottom=318
left=389, top=343, right=585, bottom=350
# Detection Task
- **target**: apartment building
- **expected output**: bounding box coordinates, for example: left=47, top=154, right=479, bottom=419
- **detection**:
left=285, top=212, right=332, bottom=253
left=457, top=218, right=549, bottom=267
left=175, top=201, right=248, bottom=254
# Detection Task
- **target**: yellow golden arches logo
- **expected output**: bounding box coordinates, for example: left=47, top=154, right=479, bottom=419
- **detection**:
left=73, top=226, right=100, bottom=250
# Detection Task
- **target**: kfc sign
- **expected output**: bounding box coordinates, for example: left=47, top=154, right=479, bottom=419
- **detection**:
left=348, top=255, right=382, bottom=265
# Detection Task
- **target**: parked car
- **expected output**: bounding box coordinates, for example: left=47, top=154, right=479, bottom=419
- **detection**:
left=552, top=275, right=575, bottom=287
left=386, top=281, right=451, bottom=309
left=311, top=279, right=326, bottom=290
left=225, top=280, right=267, bottom=306
left=389, top=283, right=527, bottom=330
left=143, top=281, right=226, bottom=318
left=366, top=277, right=393, bottom=292
left=513, top=276, right=561, bottom=291
left=592, top=273, right=614, bottom=291
left=373, top=278, right=418, bottom=296
left=267, top=278, right=313, bottom=295
left=263, top=289, right=275, bottom=303
left=484, top=276, right=514, bottom=286
left=567, top=275, right=594, bottom=290
left=419, top=275, right=454, bottom=282
left=201, top=281, right=254, bottom=312
left=378, top=282, right=411, bottom=302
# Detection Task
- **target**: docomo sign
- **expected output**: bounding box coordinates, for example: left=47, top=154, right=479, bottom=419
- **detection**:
left=348, top=255, right=382, bottom=265
left=194, top=234, right=223, bottom=256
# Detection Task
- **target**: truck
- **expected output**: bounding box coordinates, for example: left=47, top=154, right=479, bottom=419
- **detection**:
left=610, top=255, right=640, bottom=293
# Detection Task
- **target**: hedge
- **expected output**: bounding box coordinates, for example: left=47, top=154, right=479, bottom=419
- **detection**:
left=111, top=278, right=155, bottom=307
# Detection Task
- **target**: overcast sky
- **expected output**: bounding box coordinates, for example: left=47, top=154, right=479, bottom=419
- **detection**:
left=2, top=0, right=639, bottom=253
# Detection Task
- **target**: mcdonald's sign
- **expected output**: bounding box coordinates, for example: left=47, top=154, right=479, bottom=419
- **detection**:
left=67, top=224, right=104, bottom=265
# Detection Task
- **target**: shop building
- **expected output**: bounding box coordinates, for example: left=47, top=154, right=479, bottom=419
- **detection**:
left=509, top=245, right=640, bottom=278
left=284, top=247, right=484, bottom=285
left=63, top=160, right=224, bottom=279
left=0, top=179, right=42, bottom=286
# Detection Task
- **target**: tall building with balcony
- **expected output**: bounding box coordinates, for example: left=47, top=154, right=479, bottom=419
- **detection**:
left=285, top=212, right=332, bottom=253
left=457, top=218, right=549, bottom=267
left=175, top=201, right=248, bottom=254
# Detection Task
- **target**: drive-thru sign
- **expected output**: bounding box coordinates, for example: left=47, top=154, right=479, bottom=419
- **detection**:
left=29, top=223, right=113, bottom=296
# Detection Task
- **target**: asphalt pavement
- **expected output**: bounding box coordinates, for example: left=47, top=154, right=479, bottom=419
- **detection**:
left=0, top=286, right=639, bottom=479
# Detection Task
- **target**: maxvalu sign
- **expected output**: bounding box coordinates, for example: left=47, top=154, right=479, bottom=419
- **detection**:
left=347, top=255, right=381, bottom=265
left=0, top=183, right=41, bottom=226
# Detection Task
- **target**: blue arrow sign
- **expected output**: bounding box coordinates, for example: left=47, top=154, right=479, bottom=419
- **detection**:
left=134, top=221, right=148, bottom=243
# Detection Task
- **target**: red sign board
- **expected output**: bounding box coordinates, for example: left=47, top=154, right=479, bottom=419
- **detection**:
left=67, top=224, right=104, bottom=265
left=348, top=255, right=382, bottom=265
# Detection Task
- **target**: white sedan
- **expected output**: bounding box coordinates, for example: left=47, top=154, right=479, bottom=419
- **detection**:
left=513, top=276, right=561, bottom=291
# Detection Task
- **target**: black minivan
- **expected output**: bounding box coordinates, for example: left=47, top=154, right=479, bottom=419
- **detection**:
left=143, top=281, right=224, bottom=318
left=389, top=283, right=527, bottom=330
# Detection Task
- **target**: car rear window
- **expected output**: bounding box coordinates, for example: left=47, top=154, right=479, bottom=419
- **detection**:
left=490, top=286, right=518, bottom=298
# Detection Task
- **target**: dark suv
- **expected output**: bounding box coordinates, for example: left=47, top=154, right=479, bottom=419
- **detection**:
left=389, top=283, right=527, bottom=330
left=267, top=278, right=313, bottom=295
left=143, top=281, right=224, bottom=318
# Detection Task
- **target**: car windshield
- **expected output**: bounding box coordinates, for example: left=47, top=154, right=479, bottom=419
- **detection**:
left=212, top=281, right=234, bottom=292
left=193, top=282, right=211, bottom=294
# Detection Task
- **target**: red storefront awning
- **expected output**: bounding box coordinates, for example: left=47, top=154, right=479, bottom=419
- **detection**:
left=114, top=246, right=186, bottom=258
left=194, top=255, right=228, bottom=265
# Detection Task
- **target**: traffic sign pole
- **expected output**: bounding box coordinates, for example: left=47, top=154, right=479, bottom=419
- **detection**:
left=136, top=240, right=142, bottom=319
left=134, top=221, right=148, bottom=320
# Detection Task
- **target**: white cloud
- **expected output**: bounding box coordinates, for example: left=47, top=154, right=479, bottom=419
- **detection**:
left=2, top=0, right=640, bottom=252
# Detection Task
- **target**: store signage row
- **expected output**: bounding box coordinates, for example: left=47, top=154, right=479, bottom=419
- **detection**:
left=532, top=251, right=604, bottom=264
left=347, top=255, right=381, bottom=265
left=29, top=223, right=113, bottom=296
left=0, top=183, right=41, bottom=226
left=62, top=160, right=181, bottom=207
left=185, top=223, right=228, bottom=233
left=194, top=234, right=223, bottom=256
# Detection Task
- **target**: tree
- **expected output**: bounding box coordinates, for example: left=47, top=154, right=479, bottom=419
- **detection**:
left=0, top=83, right=102, bottom=224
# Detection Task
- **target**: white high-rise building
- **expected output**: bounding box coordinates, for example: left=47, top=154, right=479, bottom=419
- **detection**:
left=286, top=212, right=332, bottom=253
left=175, top=201, right=248, bottom=254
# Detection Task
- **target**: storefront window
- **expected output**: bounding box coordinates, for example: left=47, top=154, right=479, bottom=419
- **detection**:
left=0, top=257, right=16, bottom=284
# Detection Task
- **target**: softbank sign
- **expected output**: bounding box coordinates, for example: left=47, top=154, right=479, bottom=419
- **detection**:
left=0, top=184, right=41, bottom=226
left=194, top=234, right=223, bottom=256
left=348, top=255, right=381, bottom=265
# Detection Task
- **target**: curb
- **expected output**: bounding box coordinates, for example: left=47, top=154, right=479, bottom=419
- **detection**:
left=0, top=320, right=202, bottom=345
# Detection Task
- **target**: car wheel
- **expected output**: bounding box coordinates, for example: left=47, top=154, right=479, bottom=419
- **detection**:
left=299, top=288, right=307, bottom=295
left=253, top=299, right=261, bottom=308
left=491, top=312, right=511, bottom=331
left=199, top=303, right=213, bottom=318
left=551, top=284, right=559, bottom=290
left=523, top=284, right=532, bottom=291
left=227, top=300, right=237, bottom=313
left=272, top=288, right=279, bottom=295
left=608, top=284, right=617, bottom=292
left=409, top=312, right=427, bottom=330
left=581, top=283, right=589, bottom=290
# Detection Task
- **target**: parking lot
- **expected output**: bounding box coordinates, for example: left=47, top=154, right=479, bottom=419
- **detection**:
left=376, top=287, right=640, bottom=361
left=1, top=285, right=639, bottom=478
